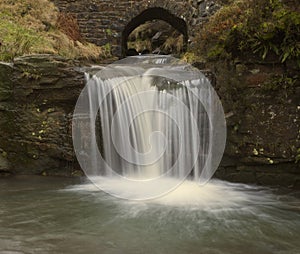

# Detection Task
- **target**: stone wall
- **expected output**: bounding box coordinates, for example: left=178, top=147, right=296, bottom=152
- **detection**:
left=51, top=0, right=220, bottom=56
left=214, top=59, right=300, bottom=188
left=0, top=54, right=299, bottom=187
left=0, top=55, right=84, bottom=176
left=0, top=55, right=216, bottom=177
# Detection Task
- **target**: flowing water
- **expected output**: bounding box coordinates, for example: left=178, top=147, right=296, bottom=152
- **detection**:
left=72, top=55, right=226, bottom=200
left=0, top=176, right=299, bottom=254
left=1, top=56, right=299, bottom=253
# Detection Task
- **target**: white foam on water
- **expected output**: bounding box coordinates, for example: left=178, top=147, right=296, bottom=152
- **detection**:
left=66, top=177, right=277, bottom=210
left=72, top=55, right=226, bottom=200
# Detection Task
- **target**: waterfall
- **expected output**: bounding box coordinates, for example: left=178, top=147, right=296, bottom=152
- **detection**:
left=73, top=55, right=226, bottom=200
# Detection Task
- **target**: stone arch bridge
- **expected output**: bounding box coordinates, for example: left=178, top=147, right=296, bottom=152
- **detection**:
left=52, top=0, right=219, bottom=57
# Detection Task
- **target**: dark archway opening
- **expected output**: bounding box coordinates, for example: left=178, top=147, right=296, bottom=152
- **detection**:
left=122, top=7, right=188, bottom=57
left=127, top=20, right=185, bottom=56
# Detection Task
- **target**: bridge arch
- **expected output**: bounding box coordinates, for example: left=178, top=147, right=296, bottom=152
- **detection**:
left=53, top=0, right=221, bottom=58
left=121, top=7, right=188, bottom=57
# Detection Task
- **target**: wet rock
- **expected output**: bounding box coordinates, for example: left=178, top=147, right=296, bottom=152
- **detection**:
left=0, top=55, right=84, bottom=176
left=0, top=63, right=13, bottom=102
left=0, top=53, right=299, bottom=187
left=0, top=154, right=9, bottom=171
left=212, top=58, right=300, bottom=187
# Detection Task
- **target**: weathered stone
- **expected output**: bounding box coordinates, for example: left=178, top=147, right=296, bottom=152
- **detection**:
left=51, top=0, right=221, bottom=57
left=0, top=55, right=84, bottom=176
left=211, top=58, right=300, bottom=187
left=215, top=163, right=300, bottom=188
left=0, top=154, right=9, bottom=171
left=0, top=62, right=13, bottom=102
left=0, top=51, right=299, bottom=187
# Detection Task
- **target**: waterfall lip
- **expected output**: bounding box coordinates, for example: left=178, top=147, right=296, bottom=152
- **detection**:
left=72, top=55, right=227, bottom=200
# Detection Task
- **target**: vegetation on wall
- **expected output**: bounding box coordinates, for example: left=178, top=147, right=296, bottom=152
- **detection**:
left=193, top=0, right=300, bottom=66
left=0, top=0, right=111, bottom=61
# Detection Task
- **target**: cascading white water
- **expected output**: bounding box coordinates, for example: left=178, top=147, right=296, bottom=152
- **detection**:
left=73, top=55, right=226, bottom=200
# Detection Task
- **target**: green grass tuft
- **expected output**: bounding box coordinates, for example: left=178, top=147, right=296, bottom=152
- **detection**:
left=0, top=0, right=111, bottom=62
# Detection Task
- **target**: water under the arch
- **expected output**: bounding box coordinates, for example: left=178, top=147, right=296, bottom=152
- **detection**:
left=73, top=55, right=226, bottom=200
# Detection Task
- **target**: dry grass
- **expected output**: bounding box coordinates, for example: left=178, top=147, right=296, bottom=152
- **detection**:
left=56, top=13, right=82, bottom=42
left=128, top=39, right=152, bottom=52
left=162, top=33, right=184, bottom=54
left=0, top=0, right=111, bottom=61
left=127, top=20, right=184, bottom=54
